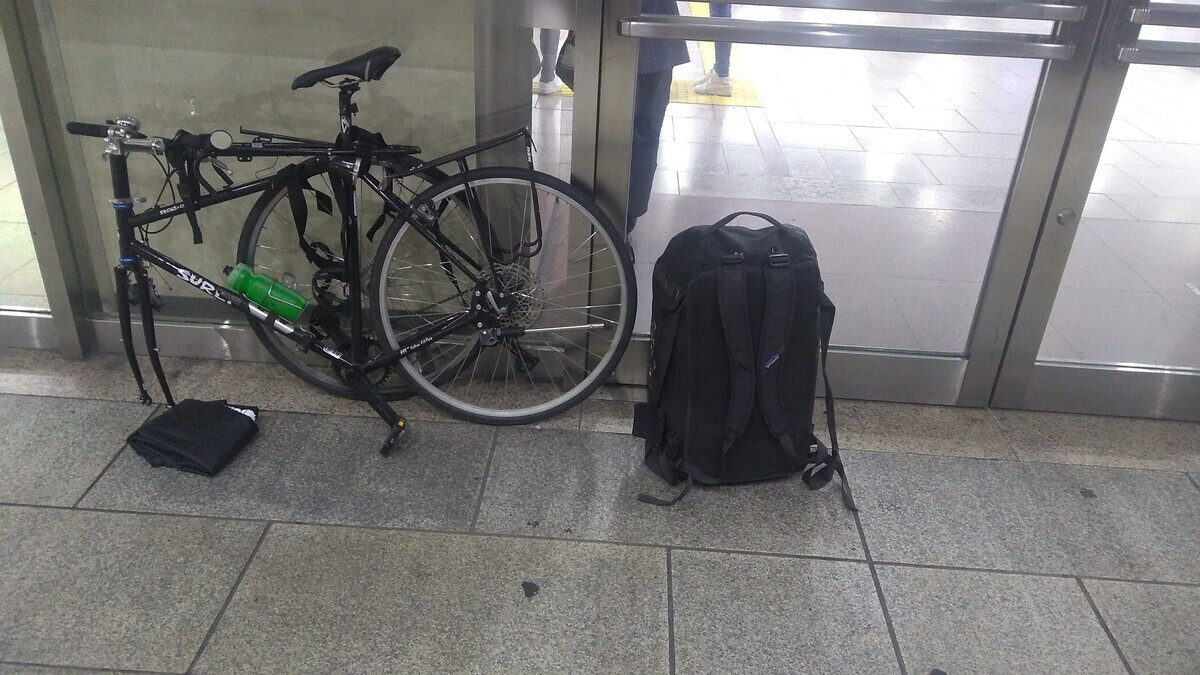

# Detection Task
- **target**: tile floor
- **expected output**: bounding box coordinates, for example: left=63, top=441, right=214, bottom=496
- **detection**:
left=1, top=345, right=1198, bottom=673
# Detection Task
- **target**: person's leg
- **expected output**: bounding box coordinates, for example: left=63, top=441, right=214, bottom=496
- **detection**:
left=710, top=3, right=732, bottom=78
left=539, top=28, right=560, bottom=82
left=628, top=68, right=675, bottom=233
left=713, top=43, right=731, bottom=78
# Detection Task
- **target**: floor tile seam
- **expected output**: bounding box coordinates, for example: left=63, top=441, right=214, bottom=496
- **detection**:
left=1082, top=221, right=1162, bottom=301
left=872, top=560, right=1200, bottom=589
left=45, top=502, right=484, bottom=537
left=20, top=499, right=1200, bottom=588
left=468, top=428, right=501, bottom=533
left=1186, top=472, right=1200, bottom=494
left=872, top=279, right=923, bottom=346
left=846, top=445, right=1200, bottom=476
left=666, top=547, right=677, bottom=675
left=852, top=509, right=907, bottom=675
left=184, top=522, right=272, bottom=675
left=463, top=530, right=868, bottom=562
left=983, top=407, right=1023, bottom=461
left=0, top=659, right=178, bottom=675
left=1075, top=577, right=1135, bottom=674
left=71, top=405, right=161, bottom=508
left=746, top=107, right=792, bottom=177
left=0, top=389, right=149, bottom=406
left=8, top=498, right=881, bottom=565
left=0, top=387, right=463, bottom=425
left=71, top=444, right=131, bottom=509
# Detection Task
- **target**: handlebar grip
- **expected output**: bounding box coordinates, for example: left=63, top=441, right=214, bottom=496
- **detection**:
left=65, top=121, right=109, bottom=138
left=65, top=121, right=147, bottom=140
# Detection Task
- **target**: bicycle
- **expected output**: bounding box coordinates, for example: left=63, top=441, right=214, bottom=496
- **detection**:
left=66, top=46, right=636, bottom=453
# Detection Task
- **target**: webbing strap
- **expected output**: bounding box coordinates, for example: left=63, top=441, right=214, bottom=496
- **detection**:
left=646, top=266, right=686, bottom=407
left=717, top=255, right=757, bottom=452
left=280, top=165, right=337, bottom=271
left=816, top=293, right=858, bottom=511
left=755, top=254, right=799, bottom=461
left=637, top=473, right=692, bottom=506
left=175, top=158, right=203, bottom=244
left=365, top=176, right=397, bottom=242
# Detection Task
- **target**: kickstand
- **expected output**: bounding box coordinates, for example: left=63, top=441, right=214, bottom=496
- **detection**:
left=378, top=420, right=407, bottom=456
left=342, top=367, right=409, bottom=455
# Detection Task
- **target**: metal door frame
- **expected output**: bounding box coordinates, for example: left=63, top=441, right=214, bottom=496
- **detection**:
left=990, top=0, right=1200, bottom=420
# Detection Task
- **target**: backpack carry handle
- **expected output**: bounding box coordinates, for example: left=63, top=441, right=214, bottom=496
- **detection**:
left=712, top=211, right=788, bottom=230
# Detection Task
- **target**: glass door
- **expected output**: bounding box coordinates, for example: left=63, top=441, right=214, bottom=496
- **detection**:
left=0, top=105, right=48, bottom=311
left=991, top=0, right=1200, bottom=420
left=600, top=0, right=1110, bottom=404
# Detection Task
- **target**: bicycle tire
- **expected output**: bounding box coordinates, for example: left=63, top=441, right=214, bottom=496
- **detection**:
left=237, top=154, right=453, bottom=399
left=370, top=166, right=636, bottom=425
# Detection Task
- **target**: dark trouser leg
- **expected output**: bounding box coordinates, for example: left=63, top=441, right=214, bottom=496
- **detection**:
left=710, top=3, right=732, bottom=77
left=628, top=68, right=675, bottom=233
left=539, top=28, right=560, bottom=82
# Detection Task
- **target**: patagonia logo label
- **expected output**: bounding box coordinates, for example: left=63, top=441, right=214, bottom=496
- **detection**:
left=763, top=352, right=780, bottom=369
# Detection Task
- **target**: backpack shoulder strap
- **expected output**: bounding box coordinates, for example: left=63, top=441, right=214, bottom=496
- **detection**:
left=808, top=293, right=858, bottom=511
left=755, top=253, right=800, bottom=462
left=717, top=252, right=757, bottom=452
left=645, top=264, right=687, bottom=406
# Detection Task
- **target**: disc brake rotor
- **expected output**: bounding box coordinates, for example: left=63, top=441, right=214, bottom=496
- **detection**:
left=484, top=263, right=544, bottom=328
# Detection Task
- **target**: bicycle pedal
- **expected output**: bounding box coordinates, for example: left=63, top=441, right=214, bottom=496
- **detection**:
left=377, top=418, right=408, bottom=456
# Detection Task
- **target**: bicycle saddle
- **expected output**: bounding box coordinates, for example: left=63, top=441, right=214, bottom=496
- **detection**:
left=291, top=46, right=401, bottom=90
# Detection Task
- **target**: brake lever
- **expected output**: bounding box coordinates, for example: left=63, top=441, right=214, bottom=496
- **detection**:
left=207, top=158, right=234, bottom=187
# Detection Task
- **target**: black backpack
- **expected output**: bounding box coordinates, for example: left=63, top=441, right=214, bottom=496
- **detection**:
left=632, top=212, right=856, bottom=510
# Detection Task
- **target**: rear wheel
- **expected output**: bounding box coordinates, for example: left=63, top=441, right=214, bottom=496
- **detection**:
left=370, top=167, right=636, bottom=424
left=237, top=156, right=452, bottom=399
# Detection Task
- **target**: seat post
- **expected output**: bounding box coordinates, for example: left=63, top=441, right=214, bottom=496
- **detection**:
left=338, top=82, right=360, bottom=133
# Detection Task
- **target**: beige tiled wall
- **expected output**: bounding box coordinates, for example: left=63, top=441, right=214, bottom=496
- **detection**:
left=46, top=0, right=480, bottom=307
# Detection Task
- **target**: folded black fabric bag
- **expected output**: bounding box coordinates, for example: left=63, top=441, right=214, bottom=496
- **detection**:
left=126, top=399, right=259, bottom=476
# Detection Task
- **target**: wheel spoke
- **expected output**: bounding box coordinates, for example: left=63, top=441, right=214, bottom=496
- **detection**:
left=372, top=169, right=632, bottom=422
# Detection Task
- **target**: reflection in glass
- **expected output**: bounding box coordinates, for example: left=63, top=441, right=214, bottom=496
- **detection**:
left=631, top=3, right=1044, bottom=355
left=1039, top=62, right=1200, bottom=371
left=0, top=122, right=48, bottom=310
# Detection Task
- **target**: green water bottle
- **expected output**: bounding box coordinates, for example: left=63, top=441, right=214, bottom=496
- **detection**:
left=226, top=263, right=309, bottom=322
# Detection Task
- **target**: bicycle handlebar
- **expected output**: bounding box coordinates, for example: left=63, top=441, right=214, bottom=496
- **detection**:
left=65, top=121, right=113, bottom=138
left=66, top=120, right=230, bottom=160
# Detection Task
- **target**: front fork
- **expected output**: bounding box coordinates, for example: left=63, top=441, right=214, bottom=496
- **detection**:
left=111, top=149, right=176, bottom=409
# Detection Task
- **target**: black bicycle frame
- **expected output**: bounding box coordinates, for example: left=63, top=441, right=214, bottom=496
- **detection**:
left=102, top=91, right=536, bottom=453
left=127, top=237, right=478, bottom=373
left=107, top=145, right=480, bottom=453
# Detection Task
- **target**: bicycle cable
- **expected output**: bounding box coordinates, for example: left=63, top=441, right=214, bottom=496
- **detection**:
left=141, top=154, right=177, bottom=236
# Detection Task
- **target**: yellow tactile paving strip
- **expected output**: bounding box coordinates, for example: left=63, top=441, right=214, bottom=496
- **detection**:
left=672, top=67, right=761, bottom=107
left=533, top=81, right=574, bottom=97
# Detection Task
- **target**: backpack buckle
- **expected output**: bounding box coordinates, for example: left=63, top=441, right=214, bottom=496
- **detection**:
left=722, top=252, right=744, bottom=265
left=769, top=252, right=790, bottom=267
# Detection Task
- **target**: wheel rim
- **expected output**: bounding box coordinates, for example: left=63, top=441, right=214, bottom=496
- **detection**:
left=375, top=174, right=632, bottom=420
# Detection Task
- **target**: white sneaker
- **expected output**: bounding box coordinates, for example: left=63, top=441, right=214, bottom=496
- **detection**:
left=693, top=69, right=732, bottom=97
left=536, top=77, right=563, bottom=94
left=693, top=70, right=712, bottom=86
